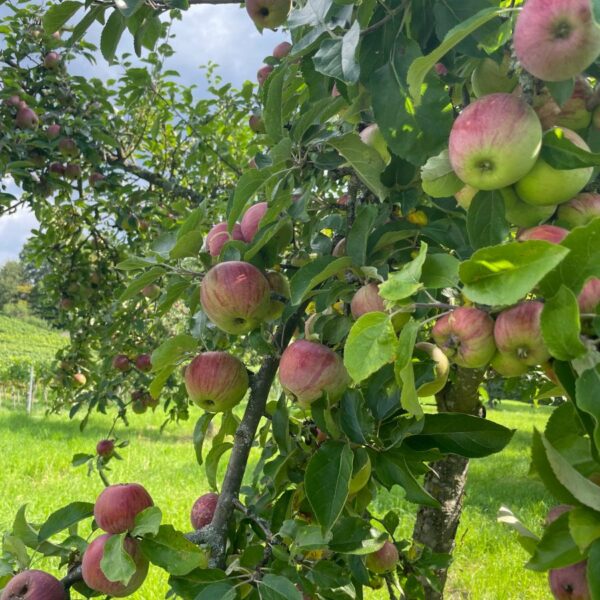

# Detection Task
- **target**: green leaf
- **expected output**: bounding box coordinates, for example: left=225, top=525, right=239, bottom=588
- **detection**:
left=115, top=0, right=144, bottom=17
left=264, top=66, right=286, bottom=143
left=178, top=207, right=205, bottom=239
left=151, top=334, right=196, bottom=371
left=119, top=266, right=165, bottom=302
left=39, top=502, right=94, bottom=542
left=131, top=507, right=162, bottom=538
left=379, top=242, right=428, bottom=301
left=588, top=540, right=600, bottom=598
left=289, top=256, right=353, bottom=305
left=193, top=413, right=215, bottom=467
left=329, top=517, right=388, bottom=554
left=527, top=513, right=584, bottom=571
left=101, top=10, right=126, bottom=63
left=258, top=574, right=303, bottom=600
left=313, top=22, right=360, bottom=84
left=569, top=507, right=600, bottom=552
left=140, top=525, right=208, bottom=575
left=305, top=441, right=353, bottom=532
left=149, top=365, right=175, bottom=400
left=170, top=231, right=203, bottom=260
left=407, top=6, right=505, bottom=104
left=406, top=413, right=515, bottom=458
left=344, top=312, right=397, bottom=382
left=42, top=1, right=82, bottom=32
left=497, top=506, right=540, bottom=555
left=195, top=582, right=237, bottom=600
left=467, top=190, right=509, bottom=250
left=347, top=205, right=378, bottom=266
left=576, top=368, right=600, bottom=452
left=421, top=254, right=460, bottom=289
left=291, top=96, right=346, bottom=143
left=340, top=390, right=374, bottom=445
left=541, top=127, right=600, bottom=169
left=398, top=361, right=422, bottom=417
left=541, top=286, right=586, bottom=360
left=394, top=317, right=419, bottom=372
left=101, top=533, right=136, bottom=584
left=116, top=257, right=158, bottom=270
left=205, top=442, right=233, bottom=492
left=227, top=169, right=271, bottom=230
left=459, top=241, right=570, bottom=306
left=327, top=133, right=387, bottom=200
left=420, top=149, right=464, bottom=198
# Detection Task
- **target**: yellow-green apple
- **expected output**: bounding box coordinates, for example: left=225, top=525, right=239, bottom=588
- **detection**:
left=515, top=128, right=593, bottom=206
left=360, top=124, right=391, bottom=163
left=246, top=0, right=291, bottom=32
left=82, top=534, right=149, bottom=597
left=15, top=106, right=38, bottom=129
left=43, top=52, right=60, bottom=69
left=556, top=77, right=593, bottom=130
left=273, top=41, right=292, bottom=58
left=490, top=351, right=529, bottom=377
left=365, top=541, right=399, bottom=574
left=501, top=187, right=556, bottom=227
left=46, top=123, right=61, bottom=139
left=494, top=301, right=550, bottom=368
left=112, top=354, right=130, bottom=372
left=448, top=94, right=542, bottom=190
left=190, top=492, right=219, bottom=529
left=96, top=439, right=115, bottom=458
left=257, top=65, right=274, bottom=86
left=471, top=55, right=517, bottom=98
left=265, top=270, right=290, bottom=320
left=200, top=261, right=271, bottom=334
left=414, top=342, right=450, bottom=397
left=514, top=0, right=600, bottom=82
left=278, top=340, right=349, bottom=406
left=350, top=283, right=386, bottom=319
left=557, top=192, right=600, bottom=227
left=578, top=277, right=600, bottom=313
left=432, top=307, right=496, bottom=368
left=141, top=283, right=160, bottom=300
left=455, top=185, right=478, bottom=210
left=249, top=114, right=265, bottom=133
left=184, top=351, right=249, bottom=412
left=0, top=570, right=65, bottom=600
left=94, top=483, right=153, bottom=534
left=348, top=448, right=371, bottom=495
left=548, top=560, right=589, bottom=600
left=205, top=222, right=244, bottom=257
left=240, top=202, right=268, bottom=242
left=73, top=372, right=86, bottom=386
left=135, top=354, right=152, bottom=372
left=518, top=225, right=569, bottom=243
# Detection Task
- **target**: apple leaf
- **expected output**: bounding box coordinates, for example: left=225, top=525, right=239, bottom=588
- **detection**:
left=38, top=502, right=94, bottom=542
left=131, top=507, right=162, bottom=538
left=497, top=506, right=539, bottom=555
left=263, top=65, right=286, bottom=143
left=101, top=533, right=136, bottom=584
left=193, top=413, right=215, bottom=467
left=258, top=574, right=304, bottom=600
left=119, top=266, right=166, bottom=302
left=421, top=253, right=460, bottom=289
left=170, top=231, right=203, bottom=260
left=347, top=205, right=378, bottom=266
left=568, top=507, right=600, bottom=552
left=289, top=256, right=352, bottom=305
left=540, top=127, right=600, bottom=169
left=100, top=10, right=126, bottom=64
left=195, top=583, right=237, bottom=600
left=466, top=190, right=509, bottom=250
left=114, top=0, right=144, bottom=17
left=588, top=540, right=600, bottom=599
left=313, top=22, right=360, bottom=84
left=459, top=241, right=570, bottom=306
left=150, top=334, right=196, bottom=372
left=398, top=361, right=422, bottom=418
left=420, top=149, right=464, bottom=198
left=205, top=442, right=233, bottom=492
left=379, top=242, right=428, bottom=301
left=329, top=517, right=389, bottom=554
left=576, top=368, right=600, bottom=452
left=42, top=1, right=82, bottom=32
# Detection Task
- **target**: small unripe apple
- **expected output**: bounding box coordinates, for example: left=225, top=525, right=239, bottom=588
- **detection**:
left=200, top=261, right=271, bottom=335
left=265, top=270, right=290, bottom=320
left=494, top=301, right=550, bottom=368
left=82, top=534, right=149, bottom=597
left=350, top=283, right=386, bottom=319
left=205, top=222, right=244, bottom=256
left=273, top=41, right=292, bottom=58
left=548, top=560, right=589, bottom=600
left=414, top=342, right=450, bottom=397
left=501, top=186, right=556, bottom=227
left=96, top=439, right=115, bottom=458
left=89, top=172, right=106, bottom=187
left=515, top=128, right=593, bottom=206
left=190, top=492, right=219, bottom=529
left=141, top=283, right=160, bottom=300
left=246, top=0, right=291, bottom=32
left=365, top=541, right=399, bottom=574
left=249, top=114, right=265, bottom=133
left=58, top=137, right=78, bottom=158
left=185, top=351, right=249, bottom=412
left=135, top=354, right=152, bottom=372
left=131, top=399, right=147, bottom=414
left=514, top=0, right=600, bottom=82
left=517, top=225, right=568, bottom=244
left=64, top=163, right=81, bottom=180
left=0, top=569, right=65, bottom=600
left=94, top=483, right=153, bottom=534
left=73, top=372, right=86, bottom=386
left=15, top=106, right=39, bottom=129
left=449, top=93, right=542, bottom=190
left=257, top=65, right=274, bottom=86
left=46, top=123, right=61, bottom=139
left=240, top=202, right=268, bottom=242
left=49, top=162, right=65, bottom=176
left=432, top=307, right=496, bottom=368
left=112, top=354, right=130, bottom=372
left=360, top=124, right=391, bottom=163
left=279, top=340, right=349, bottom=406
left=557, top=193, right=600, bottom=228
left=43, top=52, right=61, bottom=69
left=578, top=277, right=600, bottom=313
left=337, top=194, right=349, bottom=206
left=471, top=55, right=517, bottom=98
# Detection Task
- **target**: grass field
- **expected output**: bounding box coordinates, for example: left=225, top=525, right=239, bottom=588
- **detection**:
left=0, top=401, right=553, bottom=599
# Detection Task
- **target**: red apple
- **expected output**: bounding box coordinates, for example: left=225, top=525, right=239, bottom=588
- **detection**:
left=49, top=162, right=65, bottom=176
left=337, top=194, right=349, bottom=206
left=351, top=283, right=386, bottom=319
left=46, top=124, right=61, bottom=139
left=448, top=93, right=542, bottom=190
left=578, top=277, right=600, bottom=313
left=73, top=372, right=86, bottom=386
left=58, top=137, right=78, bottom=158
left=94, top=483, right=153, bottom=534
left=112, top=354, right=130, bottom=372
left=89, top=172, right=105, bottom=187
left=200, top=261, right=271, bottom=334
left=514, top=0, right=600, bottom=82
left=365, top=541, right=399, bottom=574
left=190, top=492, right=219, bottom=529
left=205, top=222, right=244, bottom=257
left=434, top=62, right=448, bottom=76
left=558, top=193, right=600, bottom=227
left=15, top=106, right=38, bottom=129
left=515, top=128, right=593, bottom=207
left=135, top=354, right=152, bottom=372
left=257, top=65, right=274, bottom=86
left=96, top=439, right=115, bottom=458
left=0, top=569, right=65, bottom=600
left=360, top=124, right=391, bottom=163
left=494, top=301, right=550, bottom=368
left=273, top=41, right=292, bottom=58
left=249, top=114, right=265, bottom=133
left=4, top=95, right=22, bottom=108
left=278, top=340, right=349, bottom=406
left=184, top=352, right=249, bottom=412
left=246, top=0, right=291, bottom=32
left=240, top=202, right=268, bottom=242
left=265, top=270, right=290, bottom=321
left=518, top=225, right=569, bottom=244
left=43, top=52, right=61, bottom=69
left=532, top=88, right=562, bottom=129
left=141, top=283, right=160, bottom=300
left=58, top=297, right=73, bottom=310
left=64, top=163, right=81, bottom=180
left=432, top=307, right=496, bottom=368
left=548, top=560, right=590, bottom=600
left=82, top=534, right=148, bottom=597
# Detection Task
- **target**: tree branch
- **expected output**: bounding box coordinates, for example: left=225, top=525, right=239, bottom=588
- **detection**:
left=61, top=565, right=83, bottom=589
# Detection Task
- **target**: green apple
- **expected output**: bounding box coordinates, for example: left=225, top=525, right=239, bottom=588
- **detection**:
left=501, top=187, right=556, bottom=227
left=471, top=55, right=517, bottom=98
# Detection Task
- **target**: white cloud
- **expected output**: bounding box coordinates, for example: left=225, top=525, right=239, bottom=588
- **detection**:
left=0, top=207, right=38, bottom=266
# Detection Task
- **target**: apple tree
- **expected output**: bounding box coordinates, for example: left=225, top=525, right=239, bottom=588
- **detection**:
left=1, top=0, right=600, bottom=599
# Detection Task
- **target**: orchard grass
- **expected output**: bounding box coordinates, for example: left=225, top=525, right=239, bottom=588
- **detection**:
left=0, top=400, right=552, bottom=599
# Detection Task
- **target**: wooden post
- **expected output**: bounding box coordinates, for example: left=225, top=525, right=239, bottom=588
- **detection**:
left=27, top=366, right=35, bottom=414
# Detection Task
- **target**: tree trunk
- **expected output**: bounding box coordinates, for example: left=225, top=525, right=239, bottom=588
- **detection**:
left=412, top=367, right=485, bottom=600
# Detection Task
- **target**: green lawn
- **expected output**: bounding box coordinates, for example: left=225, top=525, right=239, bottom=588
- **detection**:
left=0, top=400, right=553, bottom=599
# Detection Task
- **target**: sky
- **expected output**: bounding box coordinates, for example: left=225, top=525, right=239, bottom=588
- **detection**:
left=0, top=2, right=287, bottom=265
